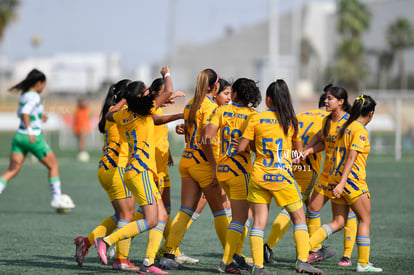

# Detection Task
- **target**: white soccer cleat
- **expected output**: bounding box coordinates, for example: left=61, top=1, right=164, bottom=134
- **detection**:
left=175, top=253, right=199, bottom=264
left=357, top=262, right=383, bottom=272
left=51, top=194, right=76, bottom=210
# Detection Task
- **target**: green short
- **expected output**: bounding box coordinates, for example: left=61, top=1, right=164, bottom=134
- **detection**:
left=11, top=132, right=51, bottom=159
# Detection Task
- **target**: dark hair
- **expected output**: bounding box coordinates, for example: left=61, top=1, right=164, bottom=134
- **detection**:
left=318, top=92, right=327, bottom=108
left=125, top=81, right=155, bottom=116
left=217, top=79, right=231, bottom=95
left=9, top=68, right=46, bottom=94
left=232, top=78, right=262, bottom=108
left=338, top=95, right=376, bottom=139
left=150, top=78, right=165, bottom=96
left=98, top=79, right=130, bottom=133
left=266, top=79, right=298, bottom=136
left=188, top=68, right=218, bottom=128
left=322, top=85, right=351, bottom=138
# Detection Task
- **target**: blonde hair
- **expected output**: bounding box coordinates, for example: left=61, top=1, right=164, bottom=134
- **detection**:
left=187, top=68, right=218, bottom=128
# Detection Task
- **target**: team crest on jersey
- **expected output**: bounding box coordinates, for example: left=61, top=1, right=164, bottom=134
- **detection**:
left=360, top=135, right=367, bottom=142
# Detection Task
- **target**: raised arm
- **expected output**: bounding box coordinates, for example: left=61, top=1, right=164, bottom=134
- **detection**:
left=155, top=66, right=173, bottom=109
left=105, top=98, right=127, bottom=122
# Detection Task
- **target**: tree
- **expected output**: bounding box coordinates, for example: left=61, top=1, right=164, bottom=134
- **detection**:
left=300, top=37, right=317, bottom=79
left=387, top=17, right=414, bottom=89
left=0, top=0, right=19, bottom=41
left=335, top=0, right=371, bottom=93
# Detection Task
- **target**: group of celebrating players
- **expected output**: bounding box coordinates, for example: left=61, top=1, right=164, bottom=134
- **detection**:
left=0, top=67, right=382, bottom=274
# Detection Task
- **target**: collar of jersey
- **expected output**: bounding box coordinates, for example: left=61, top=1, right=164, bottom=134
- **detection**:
left=205, top=95, right=215, bottom=103
left=266, top=108, right=276, bottom=112
left=232, top=102, right=246, bottom=107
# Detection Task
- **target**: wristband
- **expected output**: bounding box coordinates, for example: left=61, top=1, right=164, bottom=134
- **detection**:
left=27, top=126, right=34, bottom=136
left=164, top=73, right=171, bottom=78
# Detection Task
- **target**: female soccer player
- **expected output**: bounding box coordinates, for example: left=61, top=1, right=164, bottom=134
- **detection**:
left=94, top=66, right=173, bottom=274
left=238, top=80, right=323, bottom=275
left=0, top=69, right=74, bottom=211
left=204, top=77, right=261, bottom=274
left=263, top=92, right=329, bottom=264
left=307, top=95, right=382, bottom=273
left=159, top=69, right=230, bottom=270
left=303, top=86, right=357, bottom=265
left=158, top=78, right=232, bottom=265
left=74, top=79, right=139, bottom=270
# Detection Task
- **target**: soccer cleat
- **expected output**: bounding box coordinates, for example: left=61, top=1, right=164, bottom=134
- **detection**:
left=108, top=245, right=117, bottom=261
left=94, top=237, right=109, bottom=265
left=51, top=194, right=76, bottom=210
left=296, top=260, right=323, bottom=274
left=155, top=247, right=166, bottom=261
left=112, top=258, right=139, bottom=271
left=175, top=253, right=199, bottom=264
left=159, top=254, right=189, bottom=270
left=241, top=254, right=253, bottom=265
left=139, top=264, right=168, bottom=274
left=307, top=246, right=336, bottom=263
left=264, top=243, right=275, bottom=264
left=218, top=261, right=250, bottom=274
left=338, top=256, right=352, bottom=267
left=356, top=262, right=383, bottom=272
left=232, top=254, right=253, bottom=272
left=251, top=265, right=277, bottom=275
left=74, top=236, right=89, bottom=267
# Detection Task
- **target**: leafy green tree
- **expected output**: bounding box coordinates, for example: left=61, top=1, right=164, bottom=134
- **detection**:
left=387, top=17, right=414, bottom=89
left=0, top=0, right=19, bottom=41
left=335, top=0, right=370, bottom=92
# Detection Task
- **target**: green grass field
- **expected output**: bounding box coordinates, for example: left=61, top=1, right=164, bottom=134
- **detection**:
left=0, top=143, right=413, bottom=274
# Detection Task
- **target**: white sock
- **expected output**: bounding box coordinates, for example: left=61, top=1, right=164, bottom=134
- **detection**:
left=0, top=182, right=5, bottom=194
left=49, top=177, right=62, bottom=201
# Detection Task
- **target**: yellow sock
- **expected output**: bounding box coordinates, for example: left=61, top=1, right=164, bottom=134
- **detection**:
left=164, top=206, right=193, bottom=254
left=105, top=219, right=149, bottom=246
left=213, top=209, right=230, bottom=249
left=115, top=219, right=131, bottom=259
left=222, top=221, right=243, bottom=264
left=306, top=209, right=321, bottom=251
left=250, top=228, right=264, bottom=268
left=145, top=222, right=166, bottom=265
left=343, top=211, right=357, bottom=258
left=293, top=223, right=310, bottom=262
left=87, top=215, right=117, bottom=245
left=309, top=224, right=334, bottom=252
left=266, top=209, right=291, bottom=249
left=235, top=218, right=251, bottom=256
left=356, top=235, right=370, bottom=266
left=186, top=211, right=200, bottom=230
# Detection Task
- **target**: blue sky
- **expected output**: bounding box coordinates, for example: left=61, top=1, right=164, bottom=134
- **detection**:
left=2, top=0, right=329, bottom=72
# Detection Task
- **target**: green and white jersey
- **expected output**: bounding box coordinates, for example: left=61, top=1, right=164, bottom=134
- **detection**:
left=17, top=91, right=43, bottom=136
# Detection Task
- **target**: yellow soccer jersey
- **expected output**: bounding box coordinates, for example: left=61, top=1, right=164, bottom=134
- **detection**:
left=210, top=102, right=257, bottom=182
left=293, top=109, right=330, bottom=175
left=113, top=108, right=157, bottom=180
left=328, top=120, right=370, bottom=193
left=319, top=113, right=349, bottom=184
left=180, top=95, right=217, bottom=168
left=242, top=109, right=300, bottom=191
left=98, top=108, right=129, bottom=173
left=154, top=107, right=170, bottom=177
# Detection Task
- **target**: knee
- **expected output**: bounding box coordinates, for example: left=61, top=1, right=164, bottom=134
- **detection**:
left=145, top=215, right=159, bottom=228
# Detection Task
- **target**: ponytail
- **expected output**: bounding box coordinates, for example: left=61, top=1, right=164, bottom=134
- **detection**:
left=187, top=69, right=218, bottom=128
left=266, top=80, right=298, bottom=136
left=9, top=69, right=46, bottom=94
left=338, top=94, right=376, bottom=139
left=98, top=79, right=130, bottom=133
